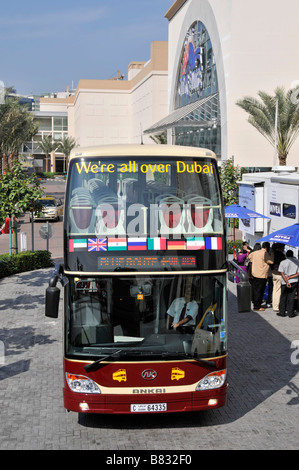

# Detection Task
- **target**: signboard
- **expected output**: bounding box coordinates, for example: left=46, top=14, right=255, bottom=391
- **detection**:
left=238, top=185, right=255, bottom=235
left=270, top=202, right=281, bottom=217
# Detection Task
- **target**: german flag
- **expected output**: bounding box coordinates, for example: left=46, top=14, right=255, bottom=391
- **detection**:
left=167, top=240, right=186, bottom=250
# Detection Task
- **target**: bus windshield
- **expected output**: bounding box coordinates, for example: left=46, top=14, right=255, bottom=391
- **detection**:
left=65, top=155, right=225, bottom=273
left=65, top=273, right=227, bottom=360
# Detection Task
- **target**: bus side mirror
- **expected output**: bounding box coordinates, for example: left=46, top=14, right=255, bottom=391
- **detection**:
left=45, top=285, right=60, bottom=318
left=45, top=264, right=68, bottom=318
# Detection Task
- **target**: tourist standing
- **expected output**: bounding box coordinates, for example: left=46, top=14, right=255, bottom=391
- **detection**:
left=248, top=242, right=274, bottom=311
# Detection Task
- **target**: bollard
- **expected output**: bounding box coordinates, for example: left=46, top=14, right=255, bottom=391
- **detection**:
left=228, top=260, right=252, bottom=312
left=20, top=232, right=27, bottom=252
left=237, top=282, right=252, bottom=312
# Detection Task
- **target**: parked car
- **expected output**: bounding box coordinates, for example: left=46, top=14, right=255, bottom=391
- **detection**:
left=33, top=196, right=63, bottom=222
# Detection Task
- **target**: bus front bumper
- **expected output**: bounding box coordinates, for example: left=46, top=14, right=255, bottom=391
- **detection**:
left=63, top=385, right=228, bottom=414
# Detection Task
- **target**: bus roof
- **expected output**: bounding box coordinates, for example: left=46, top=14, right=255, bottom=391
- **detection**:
left=69, top=144, right=216, bottom=161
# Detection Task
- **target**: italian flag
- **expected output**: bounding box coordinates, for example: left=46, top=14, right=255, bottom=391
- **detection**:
left=108, top=238, right=127, bottom=251
left=186, top=237, right=205, bottom=250
left=148, top=237, right=167, bottom=250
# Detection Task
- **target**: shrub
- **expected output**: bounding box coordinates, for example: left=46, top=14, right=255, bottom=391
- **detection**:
left=36, top=172, right=55, bottom=179
left=36, top=172, right=65, bottom=179
left=0, top=250, right=54, bottom=278
left=227, top=239, right=243, bottom=254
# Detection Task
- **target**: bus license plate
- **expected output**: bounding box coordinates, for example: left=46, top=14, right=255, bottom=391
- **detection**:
left=130, top=403, right=167, bottom=413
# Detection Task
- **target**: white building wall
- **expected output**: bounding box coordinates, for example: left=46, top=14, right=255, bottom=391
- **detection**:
left=67, top=42, right=168, bottom=148
left=39, top=100, right=69, bottom=113
left=71, top=88, right=130, bottom=147
left=131, top=72, right=168, bottom=143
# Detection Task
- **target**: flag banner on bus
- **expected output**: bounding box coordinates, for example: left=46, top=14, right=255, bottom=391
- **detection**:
left=69, top=239, right=87, bottom=252
left=87, top=238, right=107, bottom=251
left=127, top=237, right=147, bottom=250
left=167, top=240, right=186, bottom=250
left=68, top=236, right=223, bottom=252
left=147, top=237, right=167, bottom=250
left=186, top=237, right=205, bottom=250
left=205, top=237, right=222, bottom=250
left=107, top=238, right=127, bottom=251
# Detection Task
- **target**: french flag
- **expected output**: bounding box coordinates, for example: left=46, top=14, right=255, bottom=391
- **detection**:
left=205, top=237, right=222, bottom=250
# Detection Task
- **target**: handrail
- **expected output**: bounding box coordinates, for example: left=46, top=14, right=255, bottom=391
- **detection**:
left=228, top=260, right=249, bottom=283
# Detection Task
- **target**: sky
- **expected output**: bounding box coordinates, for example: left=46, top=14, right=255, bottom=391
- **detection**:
left=0, top=0, right=174, bottom=96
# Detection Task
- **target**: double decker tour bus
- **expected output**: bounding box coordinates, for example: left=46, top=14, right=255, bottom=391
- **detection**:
left=46, top=144, right=228, bottom=414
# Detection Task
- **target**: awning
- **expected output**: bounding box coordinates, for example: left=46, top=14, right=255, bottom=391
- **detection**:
left=144, top=93, right=219, bottom=135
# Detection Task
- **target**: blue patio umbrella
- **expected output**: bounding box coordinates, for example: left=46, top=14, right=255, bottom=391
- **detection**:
left=225, top=204, right=270, bottom=244
left=256, top=223, right=299, bottom=247
left=225, top=204, right=270, bottom=220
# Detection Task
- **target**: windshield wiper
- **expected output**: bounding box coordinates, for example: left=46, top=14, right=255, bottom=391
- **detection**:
left=114, top=350, right=217, bottom=369
left=84, top=349, right=217, bottom=372
left=84, top=349, right=122, bottom=372
left=159, top=351, right=217, bottom=369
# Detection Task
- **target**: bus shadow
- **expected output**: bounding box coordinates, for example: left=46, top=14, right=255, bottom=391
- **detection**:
left=78, top=288, right=299, bottom=429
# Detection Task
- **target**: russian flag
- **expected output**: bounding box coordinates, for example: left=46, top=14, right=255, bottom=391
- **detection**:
left=205, top=237, right=222, bottom=250
left=128, top=237, right=147, bottom=250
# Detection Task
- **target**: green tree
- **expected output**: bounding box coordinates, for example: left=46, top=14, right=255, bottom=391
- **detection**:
left=0, top=89, right=38, bottom=170
left=236, top=86, right=299, bottom=166
left=0, top=160, right=44, bottom=253
left=219, top=158, right=243, bottom=207
left=56, top=135, right=76, bottom=171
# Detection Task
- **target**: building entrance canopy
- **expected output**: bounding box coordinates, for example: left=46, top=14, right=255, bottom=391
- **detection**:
left=144, top=93, right=219, bottom=135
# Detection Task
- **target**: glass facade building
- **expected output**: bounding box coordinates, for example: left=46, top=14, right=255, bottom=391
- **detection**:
left=173, top=21, right=221, bottom=156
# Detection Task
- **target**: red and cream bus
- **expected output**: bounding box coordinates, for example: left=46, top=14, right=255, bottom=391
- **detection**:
left=46, top=144, right=228, bottom=414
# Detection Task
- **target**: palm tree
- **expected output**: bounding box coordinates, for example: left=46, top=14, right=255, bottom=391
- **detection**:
left=236, top=86, right=299, bottom=166
left=39, top=136, right=56, bottom=172
left=8, top=108, right=38, bottom=166
left=56, top=135, right=76, bottom=171
left=149, top=131, right=167, bottom=144
left=0, top=90, right=38, bottom=171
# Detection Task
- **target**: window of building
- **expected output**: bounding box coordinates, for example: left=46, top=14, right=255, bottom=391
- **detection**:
left=38, top=117, right=52, bottom=131
left=283, top=204, right=296, bottom=219
left=54, top=117, right=68, bottom=131
left=54, top=132, right=62, bottom=141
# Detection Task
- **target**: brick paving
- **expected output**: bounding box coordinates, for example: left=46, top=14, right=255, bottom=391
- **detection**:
left=0, top=267, right=298, bottom=450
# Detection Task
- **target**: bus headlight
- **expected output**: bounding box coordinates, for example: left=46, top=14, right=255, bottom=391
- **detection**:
left=66, top=373, right=101, bottom=394
left=196, top=369, right=226, bottom=391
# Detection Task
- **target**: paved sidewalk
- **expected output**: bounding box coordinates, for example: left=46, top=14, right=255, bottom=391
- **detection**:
left=0, top=268, right=298, bottom=450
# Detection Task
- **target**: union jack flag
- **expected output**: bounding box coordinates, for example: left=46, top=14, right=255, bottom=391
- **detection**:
left=88, top=238, right=107, bottom=252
